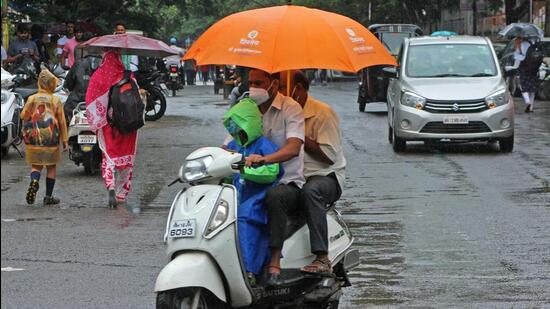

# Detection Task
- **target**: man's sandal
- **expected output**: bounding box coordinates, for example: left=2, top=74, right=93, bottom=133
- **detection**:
left=266, top=265, right=282, bottom=287
left=300, top=258, right=332, bottom=274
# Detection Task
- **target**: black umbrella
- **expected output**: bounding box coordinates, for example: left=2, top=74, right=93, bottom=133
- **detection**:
left=498, top=23, right=543, bottom=40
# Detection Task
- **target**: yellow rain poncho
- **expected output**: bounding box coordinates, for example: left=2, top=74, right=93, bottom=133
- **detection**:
left=20, top=69, right=68, bottom=166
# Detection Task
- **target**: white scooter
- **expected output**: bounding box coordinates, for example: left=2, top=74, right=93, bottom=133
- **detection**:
left=1, top=69, right=24, bottom=157
left=155, top=147, right=360, bottom=309
left=67, top=102, right=101, bottom=175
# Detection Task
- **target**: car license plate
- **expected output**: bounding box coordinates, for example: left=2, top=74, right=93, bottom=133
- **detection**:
left=169, top=219, right=196, bottom=238
left=78, top=134, right=96, bottom=144
left=443, top=116, right=469, bottom=124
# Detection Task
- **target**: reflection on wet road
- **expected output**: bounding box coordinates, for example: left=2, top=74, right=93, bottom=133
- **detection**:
left=315, top=83, right=550, bottom=307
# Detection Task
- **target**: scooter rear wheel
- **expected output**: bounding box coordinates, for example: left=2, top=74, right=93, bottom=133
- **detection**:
left=156, top=288, right=227, bottom=309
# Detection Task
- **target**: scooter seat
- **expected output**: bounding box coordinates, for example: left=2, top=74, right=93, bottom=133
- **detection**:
left=12, top=88, right=37, bottom=100
left=283, top=203, right=335, bottom=240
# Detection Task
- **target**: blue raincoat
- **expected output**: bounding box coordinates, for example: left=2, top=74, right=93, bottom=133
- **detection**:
left=224, top=99, right=283, bottom=275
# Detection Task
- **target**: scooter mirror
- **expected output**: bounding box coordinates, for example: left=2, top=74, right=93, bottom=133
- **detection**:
left=178, top=165, right=184, bottom=181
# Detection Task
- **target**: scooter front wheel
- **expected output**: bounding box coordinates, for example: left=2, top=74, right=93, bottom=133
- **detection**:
left=156, top=288, right=227, bottom=309
left=145, top=88, right=167, bottom=122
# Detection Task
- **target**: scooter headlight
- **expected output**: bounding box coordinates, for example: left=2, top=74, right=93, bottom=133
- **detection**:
left=205, top=198, right=229, bottom=236
left=485, top=89, right=508, bottom=109
left=183, top=156, right=213, bottom=182
left=401, top=91, right=426, bottom=109
left=1, top=93, right=7, bottom=104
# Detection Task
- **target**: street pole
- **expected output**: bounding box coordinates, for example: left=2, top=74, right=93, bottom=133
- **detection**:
left=529, top=0, right=533, bottom=23
left=1, top=0, right=9, bottom=49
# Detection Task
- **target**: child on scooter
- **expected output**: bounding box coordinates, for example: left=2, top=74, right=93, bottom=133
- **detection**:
left=223, top=98, right=283, bottom=285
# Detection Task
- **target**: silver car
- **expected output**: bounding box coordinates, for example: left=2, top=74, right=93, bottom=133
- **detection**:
left=386, top=36, right=514, bottom=152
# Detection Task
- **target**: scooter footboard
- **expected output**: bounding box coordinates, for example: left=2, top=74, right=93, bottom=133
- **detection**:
left=154, top=252, right=226, bottom=303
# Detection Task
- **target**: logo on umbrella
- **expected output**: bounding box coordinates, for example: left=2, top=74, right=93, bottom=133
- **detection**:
left=346, top=27, right=365, bottom=44
left=240, top=30, right=260, bottom=46
left=248, top=30, right=259, bottom=39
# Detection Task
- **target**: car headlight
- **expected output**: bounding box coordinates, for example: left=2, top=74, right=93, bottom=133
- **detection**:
left=485, top=89, right=508, bottom=109
left=205, top=198, right=229, bottom=236
left=401, top=91, right=426, bottom=109
left=183, top=156, right=213, bottom=182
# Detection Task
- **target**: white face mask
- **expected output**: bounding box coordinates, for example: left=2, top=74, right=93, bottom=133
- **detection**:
left=249, top=81, right=274, bottom=105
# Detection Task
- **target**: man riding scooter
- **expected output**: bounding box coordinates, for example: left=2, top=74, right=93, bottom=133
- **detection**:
left=63, top=50, right=103, bottom=174
left=165, top=37, right=185, bottom=96
left=280, top=70, right=346, bottom=274
left=63, top=49, right=102, bottom=123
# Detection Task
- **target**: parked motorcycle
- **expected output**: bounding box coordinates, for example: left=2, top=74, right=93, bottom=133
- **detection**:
left=67, top=102, right=101, bottom=175
left=155, top=147, right=359, bottom=309
left=135, top=68, right=168, bottom=121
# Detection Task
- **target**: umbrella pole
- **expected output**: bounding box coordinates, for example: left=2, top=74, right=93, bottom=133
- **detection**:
left=286, top=70, right=290, bottom=97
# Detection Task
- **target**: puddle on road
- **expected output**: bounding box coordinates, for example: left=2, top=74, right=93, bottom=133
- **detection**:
left=1, top=176, right=24, bottom=192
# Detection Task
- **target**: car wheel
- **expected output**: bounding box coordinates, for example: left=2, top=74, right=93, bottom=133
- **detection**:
left=359, top=101, right=366, bottom=112
left=392, top=129, right=406, bottom=152
left=499, top=134, right=514, bottom=153
left=388, top=125, right=393, bottom=144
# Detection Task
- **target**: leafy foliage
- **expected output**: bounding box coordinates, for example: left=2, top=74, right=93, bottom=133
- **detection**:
left=9, top=0, right=549, bottom=40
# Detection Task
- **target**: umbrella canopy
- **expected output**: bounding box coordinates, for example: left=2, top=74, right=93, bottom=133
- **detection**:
left=81, top=33, right=178, bottom=58
left=498, top=23, right=544, bottom=40
left=183, top=5, right=396, bottom=73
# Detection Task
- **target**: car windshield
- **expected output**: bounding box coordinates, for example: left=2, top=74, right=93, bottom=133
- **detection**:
left=380, top=32, right=410, bottom=54
left=406, top=44, right=498, bottom=78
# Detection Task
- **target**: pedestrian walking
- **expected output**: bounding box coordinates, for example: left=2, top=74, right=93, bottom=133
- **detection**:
left=56, top=21, right=75, bottom=66
left=513, top=37, right=540, bottom=113
left=21, top=68, right=68, bottom=205
left=114, top=22, right=139, bottom=72
left=201, top=65, right=210, bottom=85
left=85, top=50, right=138, bottom=208
left=60, top=25, right=84, bottom=70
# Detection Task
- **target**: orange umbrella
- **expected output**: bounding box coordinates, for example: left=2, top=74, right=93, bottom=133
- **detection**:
left=183, top=5, right=396, bottom=73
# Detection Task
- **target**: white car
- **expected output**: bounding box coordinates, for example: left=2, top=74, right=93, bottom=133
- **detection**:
left=385, top=36, right=514, bottom=152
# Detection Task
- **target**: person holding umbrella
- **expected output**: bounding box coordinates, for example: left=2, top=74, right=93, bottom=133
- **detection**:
left=85, top=49, right=138, bottom=208
left=499, top=23, right=544, bottom=113
left=513, top=36, right=540, bottom=113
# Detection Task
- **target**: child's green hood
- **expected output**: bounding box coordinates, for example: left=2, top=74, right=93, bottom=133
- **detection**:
left=223, top=98, right=263, bottom=147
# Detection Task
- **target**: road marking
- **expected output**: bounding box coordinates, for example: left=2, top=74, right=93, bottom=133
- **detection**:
left=1, top=267, right=25, bottom=272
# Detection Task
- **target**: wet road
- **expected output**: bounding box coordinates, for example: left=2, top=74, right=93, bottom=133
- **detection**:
left=2, top=82, right=549, bottom=308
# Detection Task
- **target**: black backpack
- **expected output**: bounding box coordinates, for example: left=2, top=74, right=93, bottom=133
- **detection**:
left=107, top=71, right=145, bottom=134
left=522, top=42, right=544, bottom=73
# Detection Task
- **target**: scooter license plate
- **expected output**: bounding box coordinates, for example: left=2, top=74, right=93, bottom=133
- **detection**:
left=170, top=73, right=178, bottom=78
left=169, top=219, right=196, bottom=238
left=160, top=83, right=168, bottom=91
left=78, top=135, right=97, bottom=144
